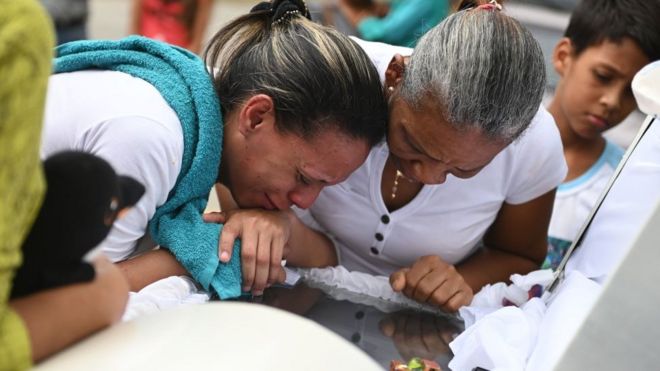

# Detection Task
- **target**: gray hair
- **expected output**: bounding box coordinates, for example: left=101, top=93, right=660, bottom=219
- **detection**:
left=400, top=8, right=546, bottom=142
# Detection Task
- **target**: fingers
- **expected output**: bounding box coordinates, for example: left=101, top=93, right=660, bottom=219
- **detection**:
left=251, top=233, right=272, bottom=295
left=268, top=233, right=286, bottom=285
left=395, top=256, right=473, bottom=313
left=214, top=209, right=293, bottom=295
left=203, top=211, right=226, bottom=224
left=239, top=226, right=259, bottom=292
left=432, top=286, right=473, bottom=313
left=426, top=271, right=473, bottom=312
left=403, top=256, right=439, bottom=299
left=276, top=266, right=286, bottom=284
left=390, top=268, right=409, bottom=292
left=218, top=220, right=239, bottom=263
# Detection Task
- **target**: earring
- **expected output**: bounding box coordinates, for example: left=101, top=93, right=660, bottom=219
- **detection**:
left=387, top=86, right=394, bottom=92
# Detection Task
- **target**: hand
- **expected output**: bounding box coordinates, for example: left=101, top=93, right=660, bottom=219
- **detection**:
left=92, top=256, right=131, bottom=322
left=379, top=310, right=461, bottom=361
left=390, top=256, right=473, bottom=313
left=203, top=209, right=290, bottom=295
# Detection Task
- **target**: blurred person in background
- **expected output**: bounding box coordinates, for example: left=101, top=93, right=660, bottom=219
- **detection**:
left=313, top=0, right=448, bottom=47
left=131, top=0, right=212, bottom=54
left=40, top=0, right=89, bottom=44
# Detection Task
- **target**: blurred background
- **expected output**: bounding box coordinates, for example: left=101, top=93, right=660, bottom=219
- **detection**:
left=70, top=0, right=641, bottom=146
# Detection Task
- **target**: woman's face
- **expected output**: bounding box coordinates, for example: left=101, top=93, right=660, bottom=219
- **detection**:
left=223, top=109, right=370, bottom=210
left=387, top=95, right=508, bottom=185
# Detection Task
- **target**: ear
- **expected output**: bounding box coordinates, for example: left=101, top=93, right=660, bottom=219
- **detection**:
left=385, top=54, right=407, bottom=96
left=237, top=94, right=276, bottom=137
left=552, top=38, right=575, bottom=77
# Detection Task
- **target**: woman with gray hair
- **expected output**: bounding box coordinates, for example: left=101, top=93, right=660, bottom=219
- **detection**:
left=212, top=0, right=566, bottom=312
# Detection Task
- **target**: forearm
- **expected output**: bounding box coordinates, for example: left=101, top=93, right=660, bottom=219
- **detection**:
left=117, top=248, right=188, bottom=291
left=130, top=0, right=144, bottom=35
left=10, top=259, right=129, bottom=362
left=284, top=210, right=338, bottom=268
left=456, top=246, right=542, bottom=292
left=189, top=0, right=212, bottom=54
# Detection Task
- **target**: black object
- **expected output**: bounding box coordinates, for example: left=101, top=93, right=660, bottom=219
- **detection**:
left=10, top=151, right=144, bottom=299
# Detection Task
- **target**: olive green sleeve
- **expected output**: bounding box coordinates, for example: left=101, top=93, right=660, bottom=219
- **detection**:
left=0, top=0, right=54, bottom=369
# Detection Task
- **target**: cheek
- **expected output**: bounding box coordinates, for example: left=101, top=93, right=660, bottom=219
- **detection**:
left=618, top=96, right=638, bottom=119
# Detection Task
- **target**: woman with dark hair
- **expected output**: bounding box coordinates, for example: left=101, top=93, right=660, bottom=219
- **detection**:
left=41, top=0, right=388, bottom=298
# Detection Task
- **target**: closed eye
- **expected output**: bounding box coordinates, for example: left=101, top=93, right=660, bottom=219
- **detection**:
left=593, top=70, right=612, bottom=83
left=297, top=171, right=312, bottom=186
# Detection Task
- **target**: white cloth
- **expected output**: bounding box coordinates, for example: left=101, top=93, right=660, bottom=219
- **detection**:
left=297, top=265, right=454, bottom=316
left=296, top=39, right=566, bottom=276
left=447, top=270, right=599, bottom=371
left=122, top=276, right=210, bottom=322
left=525, top=271, right=601, bottom=371
left=41, top=70, right=184, bottom=261
left=449, top=299, right=546, bottom=371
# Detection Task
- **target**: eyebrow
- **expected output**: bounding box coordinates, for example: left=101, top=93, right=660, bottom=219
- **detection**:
left=402, top=125, right=485, bottom=173
left=595, top=62, right=625, bottom=77
left=300, top=168, right=331, bottom=185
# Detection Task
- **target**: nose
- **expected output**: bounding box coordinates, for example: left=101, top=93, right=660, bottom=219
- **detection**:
left=288, top=184, right=323, bottom=209
left=410, top=160, right=448, bottom=185
left=600, top=85, right=623, bottom=112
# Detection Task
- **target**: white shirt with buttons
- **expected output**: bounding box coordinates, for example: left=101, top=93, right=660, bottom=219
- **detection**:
left=295, top=39, right=567, bottom=276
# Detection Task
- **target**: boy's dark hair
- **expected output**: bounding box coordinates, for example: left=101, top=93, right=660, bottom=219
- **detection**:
left=565, top=0, right=660, bottom=61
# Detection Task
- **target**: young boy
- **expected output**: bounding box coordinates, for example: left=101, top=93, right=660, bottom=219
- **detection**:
left=544, top=0, right=660, bottom=269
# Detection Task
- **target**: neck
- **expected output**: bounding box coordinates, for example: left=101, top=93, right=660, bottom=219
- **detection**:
left=382, top=154, right=423, bottom=212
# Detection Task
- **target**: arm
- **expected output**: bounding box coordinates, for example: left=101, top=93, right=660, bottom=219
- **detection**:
left=214, top=182, right=338, bottom=268
left=116, top=249, right=188, bottom=292
left=456, top=189, right=556, bottom=290
left=187, top=0, right=212, bottom=55
left=9, top=257, right=129, bottom=362
left=130, top=0, right=144, bottom=35
left=390, top=189, right=556, bottom=312
left=285, top=209, right=338, bottom=268
left=206, top=184, right=338, bottom=293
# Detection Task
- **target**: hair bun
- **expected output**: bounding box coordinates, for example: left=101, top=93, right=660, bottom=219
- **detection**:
left=250, top=0, right=310, bottom=24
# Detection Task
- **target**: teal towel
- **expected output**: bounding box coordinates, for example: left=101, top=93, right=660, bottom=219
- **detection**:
left=54, top=36, right=242, bottom=299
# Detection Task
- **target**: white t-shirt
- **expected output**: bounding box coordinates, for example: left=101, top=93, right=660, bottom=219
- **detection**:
left=544, top=140, right=623, bottom=269
left=41, top=70, right=184, bottom=262
left=296, top=39, right=567, bottom=276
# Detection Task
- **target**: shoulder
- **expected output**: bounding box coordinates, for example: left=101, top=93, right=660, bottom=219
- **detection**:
left=503, top=106, right=568, bottom=204
left=523, top=105, right=561, bottom=140
left=511, top=106, right=564, bottom=158
left=603, top=139, right=625, bottom=167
